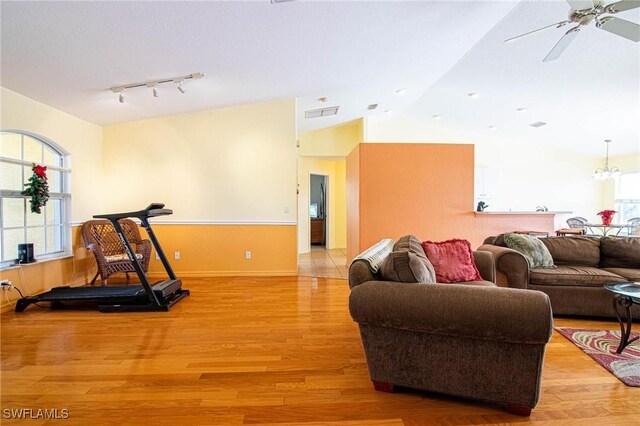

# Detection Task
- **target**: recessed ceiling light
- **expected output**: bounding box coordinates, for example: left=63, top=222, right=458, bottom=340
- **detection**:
left=468, top=92, right=479, bottom=99
left=516, top=107, right=527, bottom=112
left=489, top=125, right=498, bottom=130
left=367, top=104, right=378, bottom=110
left=395, top=88, right=406, bottom=95
left=384, top=109, right=393, bottom=114
left=529, top=121, right=547, bottom=128
left=432, top=115, right=442, bottom=120
left=318, top=97, right=328, bottom=103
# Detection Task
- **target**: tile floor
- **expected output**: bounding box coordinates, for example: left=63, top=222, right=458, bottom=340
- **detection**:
left=298, top=246, right=348, bottom=279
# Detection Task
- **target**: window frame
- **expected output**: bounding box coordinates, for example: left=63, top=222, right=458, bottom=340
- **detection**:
left=0, top=130, right=72, bottom=269
left=614, top=171, right=640, bottom=224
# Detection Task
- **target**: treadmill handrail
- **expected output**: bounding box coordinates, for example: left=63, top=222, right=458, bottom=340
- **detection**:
left=93, top=203, right=173, bottom=220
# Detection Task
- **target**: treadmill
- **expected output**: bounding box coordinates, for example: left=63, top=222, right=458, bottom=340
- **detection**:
left=15, top=203, right=189, bottom=313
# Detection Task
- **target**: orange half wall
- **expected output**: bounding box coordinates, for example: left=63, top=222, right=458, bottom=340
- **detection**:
left=346, top=143, right=555, bottom=261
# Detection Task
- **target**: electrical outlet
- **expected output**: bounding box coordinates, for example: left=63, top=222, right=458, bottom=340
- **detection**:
left=174, top=251, right=180, bottom=260
left=245, top=251, right=251, bottom=260
left=155, top=253, right=160, bottom=260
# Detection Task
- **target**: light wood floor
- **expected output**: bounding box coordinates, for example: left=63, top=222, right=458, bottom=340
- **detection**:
left=1, top=277, right=639, bottom=425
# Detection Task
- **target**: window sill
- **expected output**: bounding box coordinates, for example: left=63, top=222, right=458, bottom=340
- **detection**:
left=0, top=254, right=74, bottom=271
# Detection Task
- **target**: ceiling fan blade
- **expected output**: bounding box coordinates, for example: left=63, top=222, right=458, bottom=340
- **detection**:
left=543, top=27, right=581, bottom=62
left=605, top=0, right=640, bottom=13
left=504, top=20, right=570, bottom=43
left=566, top=0, right=594, bottom=10
left=598, top=16, right=640, bottom=41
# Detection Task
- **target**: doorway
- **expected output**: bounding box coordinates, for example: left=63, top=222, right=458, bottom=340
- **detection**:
left=309, top=174, right=328, bottom=247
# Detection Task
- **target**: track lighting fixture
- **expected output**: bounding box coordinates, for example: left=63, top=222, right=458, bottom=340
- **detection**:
left=109, top=72, right=204, bottom=103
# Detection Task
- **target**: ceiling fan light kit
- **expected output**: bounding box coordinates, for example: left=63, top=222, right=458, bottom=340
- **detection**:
left=506, top=0, right=640, bottom=61
left=109, top=72, right=204, bottom=103
left=593, top=139, right=621, bottom=180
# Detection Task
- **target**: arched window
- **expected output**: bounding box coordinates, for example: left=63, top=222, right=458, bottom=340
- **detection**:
left=0, top=130, right=71, bottom=267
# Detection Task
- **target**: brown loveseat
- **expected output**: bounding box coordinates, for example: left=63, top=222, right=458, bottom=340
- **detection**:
left=348, top=236, right=553, bottom=415
left=479, top=235, right=640, bottom=318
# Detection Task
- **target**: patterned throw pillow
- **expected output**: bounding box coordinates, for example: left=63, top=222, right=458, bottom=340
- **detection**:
left=421, top=239, right=483, bottom=283
left=503, top=233, right=555, bottom=269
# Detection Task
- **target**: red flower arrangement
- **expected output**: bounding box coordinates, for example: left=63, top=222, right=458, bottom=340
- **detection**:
left=597, top=209, right=616, bottom=225
left=21, top=164, right=49, bottom=214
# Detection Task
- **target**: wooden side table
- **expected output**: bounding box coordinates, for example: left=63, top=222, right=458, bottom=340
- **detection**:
left=310, top=218, right=325, bottom=245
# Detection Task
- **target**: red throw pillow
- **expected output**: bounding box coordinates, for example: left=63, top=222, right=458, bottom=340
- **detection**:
left=421, top=239, right=482, bottom=283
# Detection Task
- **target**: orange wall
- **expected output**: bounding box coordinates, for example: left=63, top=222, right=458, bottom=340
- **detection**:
left=346, top=143, right=555, bottom=261
left=1, top=223, right=297, bottom=312
left=145, top=224, right=298, bottom=277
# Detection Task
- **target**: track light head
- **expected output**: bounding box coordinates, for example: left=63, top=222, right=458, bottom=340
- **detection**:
left=176, top=79, right=186, bottom=94
left=147, top=83, right=159, bottom=98
left=119, top=92, right=125, bottom=103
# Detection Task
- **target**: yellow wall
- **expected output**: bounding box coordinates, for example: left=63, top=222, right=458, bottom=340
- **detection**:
left=102, top=99, right=299, bottom=275
left=102, top=99, right=297, bottom=221
left=295, top=120, right=360, bottom=252
left=297, top=157, right=347, bottom=252
left=1, top=87, right=104, bottom=222
left=298, top=119, right=363, bottom=157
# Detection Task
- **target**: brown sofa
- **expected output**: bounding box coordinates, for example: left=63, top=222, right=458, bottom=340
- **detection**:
left=348, top=236, right=553, bottom=415
left=479, top=235, right=640, bottom=318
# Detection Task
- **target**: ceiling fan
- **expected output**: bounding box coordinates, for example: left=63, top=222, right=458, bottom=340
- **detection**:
left=505, top=0, right=640, bottom=62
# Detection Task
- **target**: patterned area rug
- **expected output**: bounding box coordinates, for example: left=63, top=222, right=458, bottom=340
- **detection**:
left=556, top=327, right=640, bottom=387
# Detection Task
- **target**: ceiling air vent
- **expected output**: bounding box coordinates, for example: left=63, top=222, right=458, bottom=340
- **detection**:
left=305, top=106, right=339, bottom=119
left=367, top=104, right=378, bottom=110
left=529, top=121, right=547, bottom=128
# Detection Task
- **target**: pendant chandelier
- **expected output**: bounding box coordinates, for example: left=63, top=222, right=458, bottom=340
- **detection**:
left=593, top=139, right=621, bottom=180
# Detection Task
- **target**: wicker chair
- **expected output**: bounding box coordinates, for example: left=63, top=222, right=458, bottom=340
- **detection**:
left=81, top=219, right=152, bottom=285
left=565, top=217, right=594, bottom=235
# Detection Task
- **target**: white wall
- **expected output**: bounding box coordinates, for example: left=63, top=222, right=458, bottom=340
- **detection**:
left=102, top=99, right=297, bottom=222
left=1, top=87, right=104, bottom=222
left=365, top=115, right=605, bottom=222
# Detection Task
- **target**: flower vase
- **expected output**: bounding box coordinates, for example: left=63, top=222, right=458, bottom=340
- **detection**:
left=602, top=217, right=613, bottom=225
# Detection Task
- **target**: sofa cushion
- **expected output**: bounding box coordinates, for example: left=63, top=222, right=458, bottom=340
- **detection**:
left=380, top=235, right=436, bottom=283
left=540, top=236, right=600, bottom=267
left=601, top=267, right=640, bottom=282
left=422, top=239, right=482, bottom=283
left=530, top=266, right=627, bottom=288
left=503, top=233, right=555, bottom=268
left=599, top=236, right=640, bottom=269
left=379, top=250, right=436, bottom=283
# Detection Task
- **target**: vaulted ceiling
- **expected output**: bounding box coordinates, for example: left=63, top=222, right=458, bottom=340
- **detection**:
left=1, top=1, right=638, bottom=156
